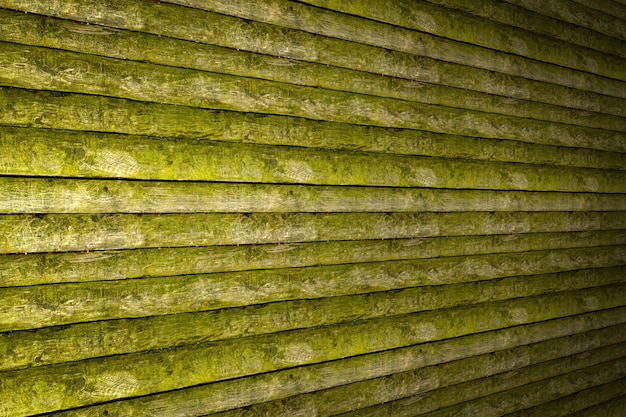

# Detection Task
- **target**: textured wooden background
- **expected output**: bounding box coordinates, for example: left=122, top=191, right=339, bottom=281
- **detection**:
left=0, top=0, right=625, bottom=415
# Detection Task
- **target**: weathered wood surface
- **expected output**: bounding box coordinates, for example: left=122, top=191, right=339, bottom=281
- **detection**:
left=3, top=43, right=625, bottom=153
left=3, top=249, right=624, bottom=331
left=3, top=177, right=626, bottom=215
left=3, top=89, right=626, bottom=161
left=288, top=0, right=626, bottom=80
left=3, top=230, right=624, bottom=287
left=504, top=377, right=626, bottom=416
left=162, top=0, right=626, bottom=92
left=3, top=212, right=626, bottom=254
left=2, top=267, right=624, bottom=369
left=31, top=309, right=626, bottom=417
left=1, top=287, right=624, bottom=416
left=569, top=392, right=626, bottom=417
left=416, top=355, right=626, bottom=417
left=1, top=2, right=626, bottom=115
left=1, top=10, right=623, bottom=132
left=356, top=0, right=626, bottom=59
left=505, top=0, right=626, bottom=41
left=1, top=1, right=625, bottom=415
left=569, top=0, right=626, bottom=22
left=209, top=341, right=626, bottom=417
left=336, top=351, right=626, bottom=417
left=2, top=127, right=625, bottom=191
left=401, top=356, right=626, bottom=417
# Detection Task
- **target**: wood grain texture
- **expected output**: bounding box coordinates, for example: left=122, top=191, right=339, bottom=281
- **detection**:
left=505, top=0, right=626, bottom=41
left=504, top=377, right=626, bottom=416
left=1, top=1, right=625, bottom=115
left=417, top=0, right=624, bottom=59
left=3, top=230, right=624, bottom=287
left=2, top=43, right=625, bottom=152
left=6, top=177, right=626, bottom=215
left=27, top=309, right=626, bottom=417
left=0, top=1, right=624, bottom=415
left=568, top=392, right=626, bottom=417
left=3, top=211, right=626, bottom=254
left=345, top=354, right=626, bottom=417
left=1, top=286, right=624, bottom=416
left=3, top=248, right=624, bottom=331
left=3, top=89, right=626, bottom=162
left=417, top=355, right=626, bottom=417
left=423, top=0, right=626, bottom=59
left=294, top=0, right=626, bottom=81
left=163, top=0, right=626, bottom=93
left=209, top=340, right=626, bottom=417
left=2, top=267, right=624, bottom=370
left=2, top=127, right=626, bottom=191
left=569, top=0, right=626, bottom=21
left=1, top=10, right=623, bottom=132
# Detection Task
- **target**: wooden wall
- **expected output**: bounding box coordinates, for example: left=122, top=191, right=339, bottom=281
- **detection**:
left=1, top=0, right=625, bottom=415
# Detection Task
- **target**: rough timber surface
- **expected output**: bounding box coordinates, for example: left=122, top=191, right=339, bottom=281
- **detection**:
left=2, top=1, right=626, bottom=115
left=27, top=309, right=626, bottom=416
left=1, top=1, right=625, bottom=416
left=1, top=8, right=624, bottom=132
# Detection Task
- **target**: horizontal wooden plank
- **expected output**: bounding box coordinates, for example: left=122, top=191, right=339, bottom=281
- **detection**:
left=1, top=287, right=624, bottom=416
left=570, top=0, right=626, bottom=22
left=2, top=267, right=624, bottom=370
left=3, top=211, right=626, bottom=254
left=423, top=0, right=626, bottom=59
left=6, top=178, right=626, bottom=215
left=36, top=308, right=626, bottom=417
left=418, top=355, right=626, bottom=417
left=3, top=90, right=626, bottom=164
left=569, top=392, right=626, bottom=417
left=506, top=0, right=626, bottom=41
left=208, top=341, right=626, bottom=417
left=3, top=44, right=625, bottom=153
left=3, top=127, right=626, bottom=192
left=1, top=247, right=624, bottom=331
left=3, top=230, right=624, bottom=287
left=273, top=0, right=626, bottom=82
left=504, top=378, right=626, bottom=416
left=1, top=3, right=625, bottom=116
left=1, top=10, right=623, bottom=132
left=412, top=0, right=626, bottom=59
left=348, top=353, right=626, bottom=417
left=164, top=0, right=626, bottom=92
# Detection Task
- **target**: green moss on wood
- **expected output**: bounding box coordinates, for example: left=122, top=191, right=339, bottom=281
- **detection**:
left=506, top=0, right=626, bottom=42
left=419, top=355, right=626, bottom=417
left=423, top=0, right=626, bottom=60
left=1, top=0, right=625, bottom=115
left=2, top=44, right=624, bottom=152
left=570, top=0, right=626, bottom=22
left=569, top=392, right=626, bottom=417
left=2, top=177, right=626, bottom=215
left=162, top=0, right=626, bottom=95
left=0, top=286, right=624, bottom=416
left=2, top=127, right=625, bottom=191
left=26, top=309, right=626, bottom=417
left=2, top=247, right=624, bottom=331
left=2, top=267, right=624, bottom=370
left=2, top=212, right=626, bottom=253
left=1, top=9, right=623, bottom=131
left=3, top=90, right=626, bottom=162
left=505, top=377, right=626, bottom=417
left=240, top=0, right=626, bottom=83
left=344, top=350, right=626, bottom=417
left=2, top=230, right=625, bottom=287
left=211, top=339, right=626, bottom=417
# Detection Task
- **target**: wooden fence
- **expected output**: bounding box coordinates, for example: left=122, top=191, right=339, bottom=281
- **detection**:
left=0, top=0, right=625, bottom=415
